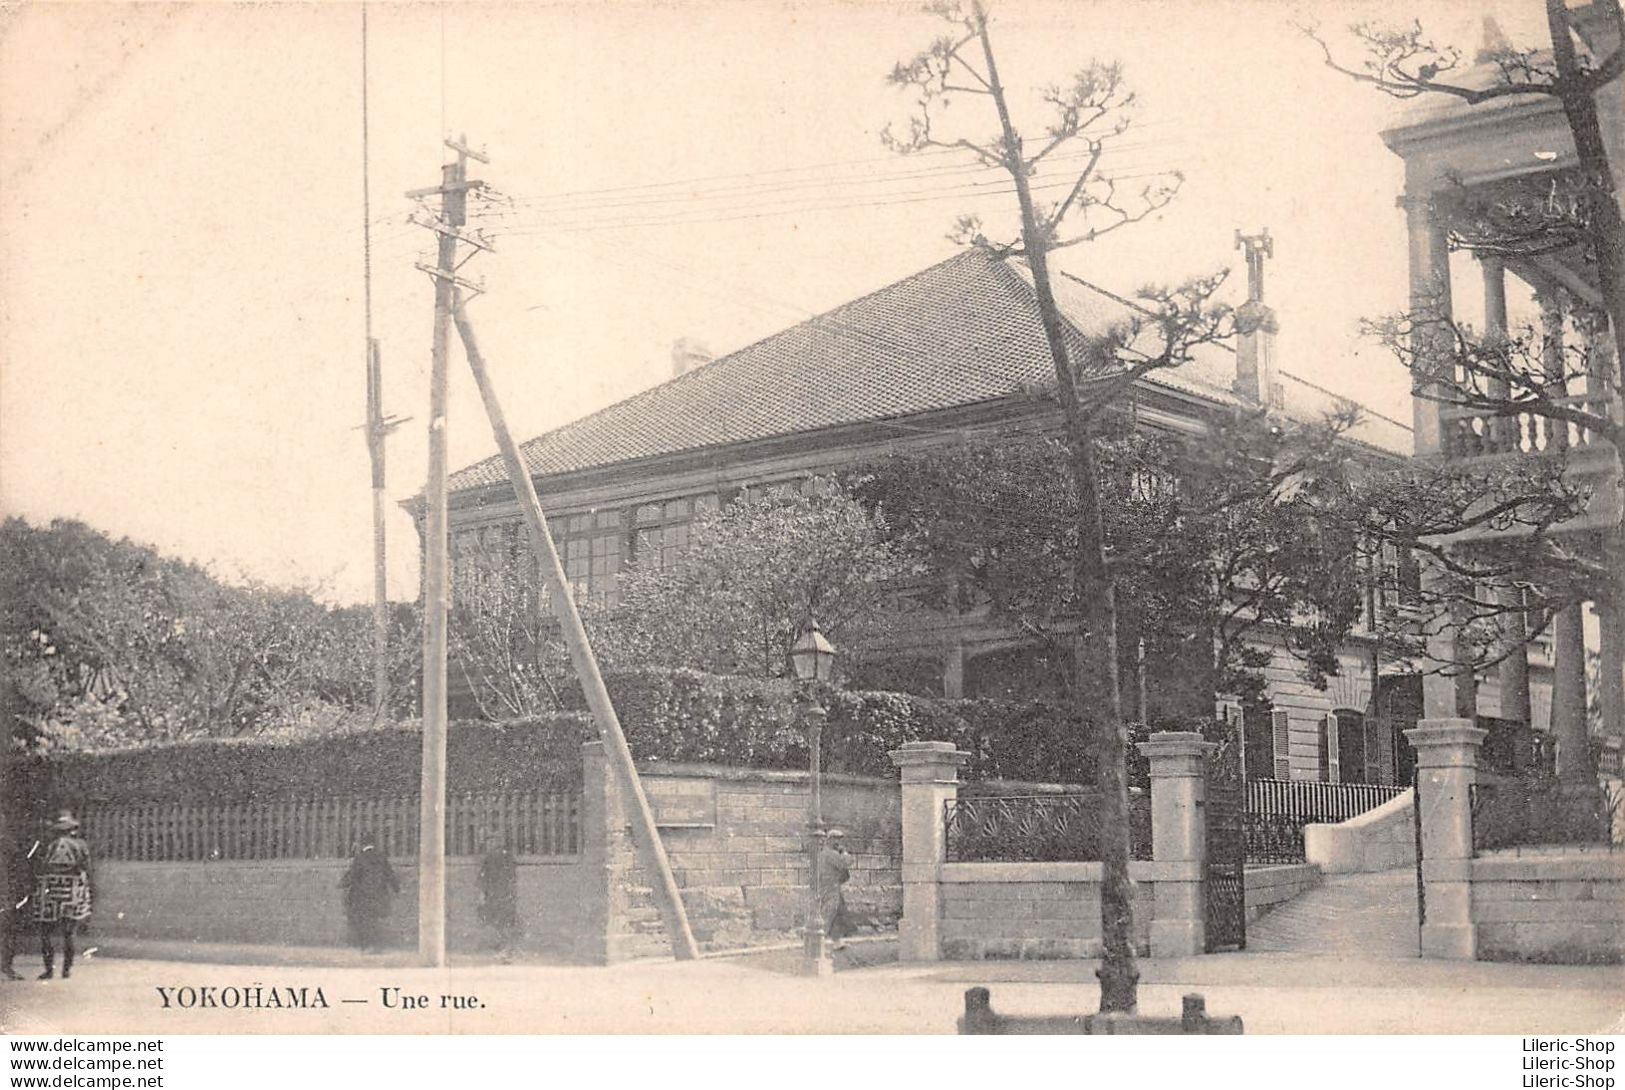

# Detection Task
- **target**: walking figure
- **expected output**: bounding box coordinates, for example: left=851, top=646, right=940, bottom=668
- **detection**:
left=477, top=833, right=520, bottom=962
left=339, top=835, right=398, bottom=954
left=2, top=832, right=39, bottom=981
left=818, top=829, right=853, bottom=950
left=34, top=811, right=91, bottom=980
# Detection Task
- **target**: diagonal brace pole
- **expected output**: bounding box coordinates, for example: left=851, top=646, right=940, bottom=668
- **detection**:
left=450, top=294, right=699, bottom=960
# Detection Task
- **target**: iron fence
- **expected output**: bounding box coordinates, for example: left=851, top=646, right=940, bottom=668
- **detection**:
left=1242, top=811, right=1306, bottom=864
left=78, top=789, right=582, bottom=863
left=1242, top=778, right=1407, bottom=864
left=943, top=791, right=1152, bottom=863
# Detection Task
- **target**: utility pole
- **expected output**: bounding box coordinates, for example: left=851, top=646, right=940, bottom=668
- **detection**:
left=407, top=134, right=486, bottom=968
left=364, top=338, right=407, bottom=723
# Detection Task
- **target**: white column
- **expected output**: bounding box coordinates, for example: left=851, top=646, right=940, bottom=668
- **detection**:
left=1405, top=720, right=1486, bottom=959
left=1137, top=731, right=1213, bottom=957
left=889, top=741, right=967, bottom=962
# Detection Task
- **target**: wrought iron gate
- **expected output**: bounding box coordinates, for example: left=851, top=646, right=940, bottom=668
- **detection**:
left=1205, top=733, right=1246, bottom=951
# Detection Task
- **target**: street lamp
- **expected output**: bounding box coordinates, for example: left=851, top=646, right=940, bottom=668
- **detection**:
left=790, top=620, right=837, bottom=978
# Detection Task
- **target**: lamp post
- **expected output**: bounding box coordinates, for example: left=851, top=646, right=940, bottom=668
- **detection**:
left=789, top=620, right=838, bottom=978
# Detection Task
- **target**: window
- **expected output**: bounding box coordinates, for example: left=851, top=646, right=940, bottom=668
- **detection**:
left=547, top=510, right=623, bottom=609
left=1334, top=709, right=1367, bottom=784
left=1378, top=542, right=1422, bottom=609
left=1241, top=702, right=1275, bottom=783
left=633, top=494, right=718, bottom=572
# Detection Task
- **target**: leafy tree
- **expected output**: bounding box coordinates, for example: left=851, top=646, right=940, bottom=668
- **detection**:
left=851, top=409, right=1372, bottom=715
left=597, top=483, right=909, bottom=681
left=885, top=1, right=1233, bottom=1011
left=449, top=554, right=574, bottom=720
left=1, top=517, right=412, bottom=751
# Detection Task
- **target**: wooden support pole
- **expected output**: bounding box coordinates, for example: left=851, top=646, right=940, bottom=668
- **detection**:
left=366, top=338, right=390, bottom=722
left=450, top=296, right=700, bottom=960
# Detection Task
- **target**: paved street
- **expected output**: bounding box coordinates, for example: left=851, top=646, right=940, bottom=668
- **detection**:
left=1248, top=868, right=1420, bottom=957
left=2, top=940, right=1619, bottom=1035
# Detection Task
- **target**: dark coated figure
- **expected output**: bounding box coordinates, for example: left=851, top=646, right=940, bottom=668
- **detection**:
left=339, top=835, right=399, bottom=954
left=477, top=833, right=520, bottom=963
left=34, top=811, right=92, bottom=980
left=1, top=832, right=39, bottom=981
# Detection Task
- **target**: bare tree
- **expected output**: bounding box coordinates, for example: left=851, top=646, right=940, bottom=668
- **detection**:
left=885, top=0, right=1234, bottom=1013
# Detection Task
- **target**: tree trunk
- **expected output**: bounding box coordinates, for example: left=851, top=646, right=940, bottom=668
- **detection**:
left=1547, top=0, right=1625, bottom=719
left=973, top=3, right=1138, bottom=1013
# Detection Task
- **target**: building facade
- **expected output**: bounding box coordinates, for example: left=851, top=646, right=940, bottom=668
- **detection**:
left=433, top=246, right=1559, bottom=785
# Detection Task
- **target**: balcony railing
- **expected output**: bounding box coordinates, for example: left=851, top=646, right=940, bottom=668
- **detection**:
left=1440, top=393, right=1618, bottom=460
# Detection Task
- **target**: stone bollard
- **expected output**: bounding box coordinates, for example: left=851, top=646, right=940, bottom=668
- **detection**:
left=1404, top=719, right=1486, bottom=959
left=889, top=741, right=968, bottom=962
left=1137, top=731, right=1214, bottom=957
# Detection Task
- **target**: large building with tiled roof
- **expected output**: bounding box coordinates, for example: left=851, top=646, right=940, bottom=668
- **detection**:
left=432, top=246, right=1537, bottom=785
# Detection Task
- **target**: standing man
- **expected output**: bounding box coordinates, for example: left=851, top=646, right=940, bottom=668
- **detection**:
left=817, top=829, right=853, bottom=950
left=339, top=834, right=399, bottom=954
left=34, top=811, right=91, bottom=980
left=477, top=833, right=519, bottom=963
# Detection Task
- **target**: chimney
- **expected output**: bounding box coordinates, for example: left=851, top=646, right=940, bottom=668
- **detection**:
left=671, top=337, right=713, bottom=379
left=1233, top=229, right=1281, bottom=408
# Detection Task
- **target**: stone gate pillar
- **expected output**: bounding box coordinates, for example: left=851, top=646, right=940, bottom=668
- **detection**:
left=889, top=741, right=967, bottom=962
left=1405, top=720, right=1486, bottom=959
left=1138, top=731, right=1214, bottom=957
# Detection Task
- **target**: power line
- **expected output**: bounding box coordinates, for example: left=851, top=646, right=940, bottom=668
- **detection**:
left=483, top=133, right=1194, bottom=217
left=486, top=167, right=1188, bottom=235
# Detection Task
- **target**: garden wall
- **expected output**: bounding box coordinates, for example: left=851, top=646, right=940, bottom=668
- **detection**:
left=589, top=745, right=902, bottom=960
left=90, top=857, right=592, bottom=958
left=937, top=861, right=1157, bottom=959
left=1471, top=849, right=1625, bottom=964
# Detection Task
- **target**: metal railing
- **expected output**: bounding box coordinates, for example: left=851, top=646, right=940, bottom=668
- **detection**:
left=1243, top=778, right=1408, bottom=864
left=943, top=791, right=1152, bottom=863
left=1242, top=812, right=1308, bottom=865
left=79, top=789, right=582, bottom=862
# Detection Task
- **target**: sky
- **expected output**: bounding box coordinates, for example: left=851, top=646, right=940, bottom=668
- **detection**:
left=0, top=0, right=1555, bottom=606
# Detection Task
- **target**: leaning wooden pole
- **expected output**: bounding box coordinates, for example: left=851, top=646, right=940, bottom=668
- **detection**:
left=450, top=295, right=699, bottom=960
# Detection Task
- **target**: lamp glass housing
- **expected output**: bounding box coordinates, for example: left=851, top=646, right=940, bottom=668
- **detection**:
left=788, top=622, right=838, bottom=683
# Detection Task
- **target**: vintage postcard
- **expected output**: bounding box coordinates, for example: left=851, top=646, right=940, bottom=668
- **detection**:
left=1, top=0, right=1621, bottom=1050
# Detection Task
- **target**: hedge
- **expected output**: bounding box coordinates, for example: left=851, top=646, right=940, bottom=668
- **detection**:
left=8, top=716, right=592, bottom=811
left=11, top=668, right=1162, bottom=811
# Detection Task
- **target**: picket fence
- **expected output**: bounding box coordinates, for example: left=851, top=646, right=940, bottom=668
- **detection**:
left=78, top=790, right=582, bottom=862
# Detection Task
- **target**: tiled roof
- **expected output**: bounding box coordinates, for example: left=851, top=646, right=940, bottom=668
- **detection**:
left=447, top=249, right=1404, bottom=494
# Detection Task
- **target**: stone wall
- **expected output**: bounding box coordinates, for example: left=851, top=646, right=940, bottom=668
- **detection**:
left=587, top=746, right=902, bottom=960
left=1243, top=863, right=1322, bottom=921
left=1303, top=789, right=1416, bottom=874
left=91, top=856, right=594, bottom=958
left=1471, top=850, right=1625, bottom=964
left=938, top=861, right=1155, bottom=959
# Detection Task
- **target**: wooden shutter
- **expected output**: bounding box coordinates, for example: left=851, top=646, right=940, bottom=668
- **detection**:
left=1216, top=697, right=1245, bottom=776
left=1271, top=710, right=1292, bottom=780
left=1323, top=713, right=1340, bottom=784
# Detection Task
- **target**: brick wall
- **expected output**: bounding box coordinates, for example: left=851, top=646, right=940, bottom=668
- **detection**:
left=1471, top=850, right=1625, bottom=964
left=589, top=749, right=902, bottom=959
left=937, top=861, right=1156, bottom=960
left=91, top=857, right=594, bottom=958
